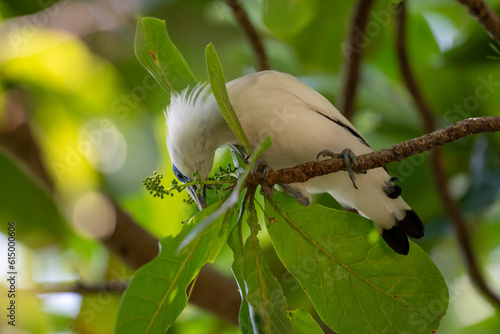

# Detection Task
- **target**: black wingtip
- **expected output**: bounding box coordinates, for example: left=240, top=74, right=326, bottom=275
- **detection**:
left=382, top=224, right=409, bottom=255
left=383, top=182, right=402, bottom=199
left=400, top=210, right=425, bottom=239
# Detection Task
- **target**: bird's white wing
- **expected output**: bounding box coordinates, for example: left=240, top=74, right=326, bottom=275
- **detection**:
left=266, top=71, right=366, bottom=141
left=227, top=70, right=373, bottom=163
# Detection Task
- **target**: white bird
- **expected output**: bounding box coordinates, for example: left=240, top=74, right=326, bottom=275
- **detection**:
left=165, top=70, right=424, bottom=255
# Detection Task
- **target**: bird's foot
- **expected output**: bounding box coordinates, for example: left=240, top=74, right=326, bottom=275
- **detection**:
left=230, top=145, right=246, bottom=176
left=254, top=159, right=275, bottom=196
left=317, top=148, right=360, bottom=189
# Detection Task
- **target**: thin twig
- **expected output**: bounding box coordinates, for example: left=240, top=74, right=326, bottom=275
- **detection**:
left=455, top=0, right=500, bottom=45
left=339, top=0, right=376, bottom=120
left=24, top=281, right=128, bottom=294
left=395, top=2, right=436, bottom=131
left=225, top=0, right=270, bottom=71
left=396, top=1, right=500, bottom=309
left=249, top=116, right=500, bottom=186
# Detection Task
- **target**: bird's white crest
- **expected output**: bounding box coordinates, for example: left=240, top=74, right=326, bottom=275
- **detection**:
left=165, top=70, right=424, bottom=254
left=165, top=83, right=235, bottom=181
left=165, top=83, right=209, bottom=136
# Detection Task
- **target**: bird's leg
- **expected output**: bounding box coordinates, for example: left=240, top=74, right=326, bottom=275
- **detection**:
left=251, top=158, right=311, bottom=205
left=279, top=184, right=311, bottom=206
left=230, top=146, right=246, bottom=176
left=253, top=161, right=311, bottom=205
left=229, top=144, right=249, bottom=163
left=317, top=148, right=361, bottom=190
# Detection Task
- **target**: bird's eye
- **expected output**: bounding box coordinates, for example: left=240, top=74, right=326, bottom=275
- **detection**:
left=172, top=164, right=189, bottom=183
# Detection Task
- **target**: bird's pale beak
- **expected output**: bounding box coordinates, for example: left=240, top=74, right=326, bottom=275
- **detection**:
left=187, top=184, right=207, bottom=211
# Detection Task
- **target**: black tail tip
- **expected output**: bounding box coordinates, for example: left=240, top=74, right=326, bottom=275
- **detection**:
left=382, top=225, right=409, bottom=255
left=400, top=210, right=425, bottom=239
left=382, top=210, right=425, bottom=255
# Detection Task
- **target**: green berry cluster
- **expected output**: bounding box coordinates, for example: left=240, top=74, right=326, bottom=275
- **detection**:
left=207, top=164, right=239, bottom=197
left=143, top=171, right=180, bottom=199
left=208, top=163, right=239, bottom=182
left=143, top=164, right=239, bottom=202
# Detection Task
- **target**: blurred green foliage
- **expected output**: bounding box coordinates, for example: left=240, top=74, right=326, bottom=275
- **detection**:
left=0, top=0, right=499, bottom=333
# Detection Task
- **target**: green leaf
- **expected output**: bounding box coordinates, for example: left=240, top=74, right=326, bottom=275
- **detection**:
left=242, top=204, right=296, bottom=334
left=263, top=0, right=317, bottom=37
left=205, top=43, right=253, bottom=155
left=489, top=42, right=500, bottom=56
left=227, top=211, right=254, bottom=334
left=288, top=308, right=323, bottom=334
left=264, top=192, right=448, bottom=334
left=178, top=136, right=272, bottom=252
left=115, top=199, right=232, bottom=334
left=135, top=17, right=197, bottom=94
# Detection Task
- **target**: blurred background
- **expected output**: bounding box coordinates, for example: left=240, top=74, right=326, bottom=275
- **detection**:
left=0, top=0, right=500, bottom=333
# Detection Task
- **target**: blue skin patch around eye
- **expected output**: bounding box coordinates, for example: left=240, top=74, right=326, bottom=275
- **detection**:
left=172, top=163, right=206, bottom=210
left=172, top=164, right=189, bottom=183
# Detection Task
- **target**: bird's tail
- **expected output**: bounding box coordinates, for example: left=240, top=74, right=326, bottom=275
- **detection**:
left=381, top=210, right=425, bottom=255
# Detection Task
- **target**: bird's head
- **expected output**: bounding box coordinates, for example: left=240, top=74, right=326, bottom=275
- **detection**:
left=165, top=85, right=224, bottom=210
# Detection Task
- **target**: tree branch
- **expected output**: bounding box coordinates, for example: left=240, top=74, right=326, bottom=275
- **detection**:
left=339, top=0, right=376, bottom=121
left=0, top=89, right=54, bottom=190
left=249, top=116, right=499, bottom=186
left=396, top=1, right=500, bottom=309
left=225, top=0, right=270, bottom=71
left=455, top=0, right=500, bottom=45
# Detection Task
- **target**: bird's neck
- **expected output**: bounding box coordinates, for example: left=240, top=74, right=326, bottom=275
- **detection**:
left=201, top=100, right=240, bottom=152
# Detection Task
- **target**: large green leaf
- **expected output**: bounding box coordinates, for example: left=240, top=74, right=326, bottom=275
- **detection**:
left=288, top=308, right=323, bottom=334
left=264, top=192, right=448, bottom=334
left=135, top=17, right=197, bottom=94
left=115, top=199, right=232, bottom=334
left=205, top=43, right=253, bottom=155
left=242, top=204, right=296, bottom=334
